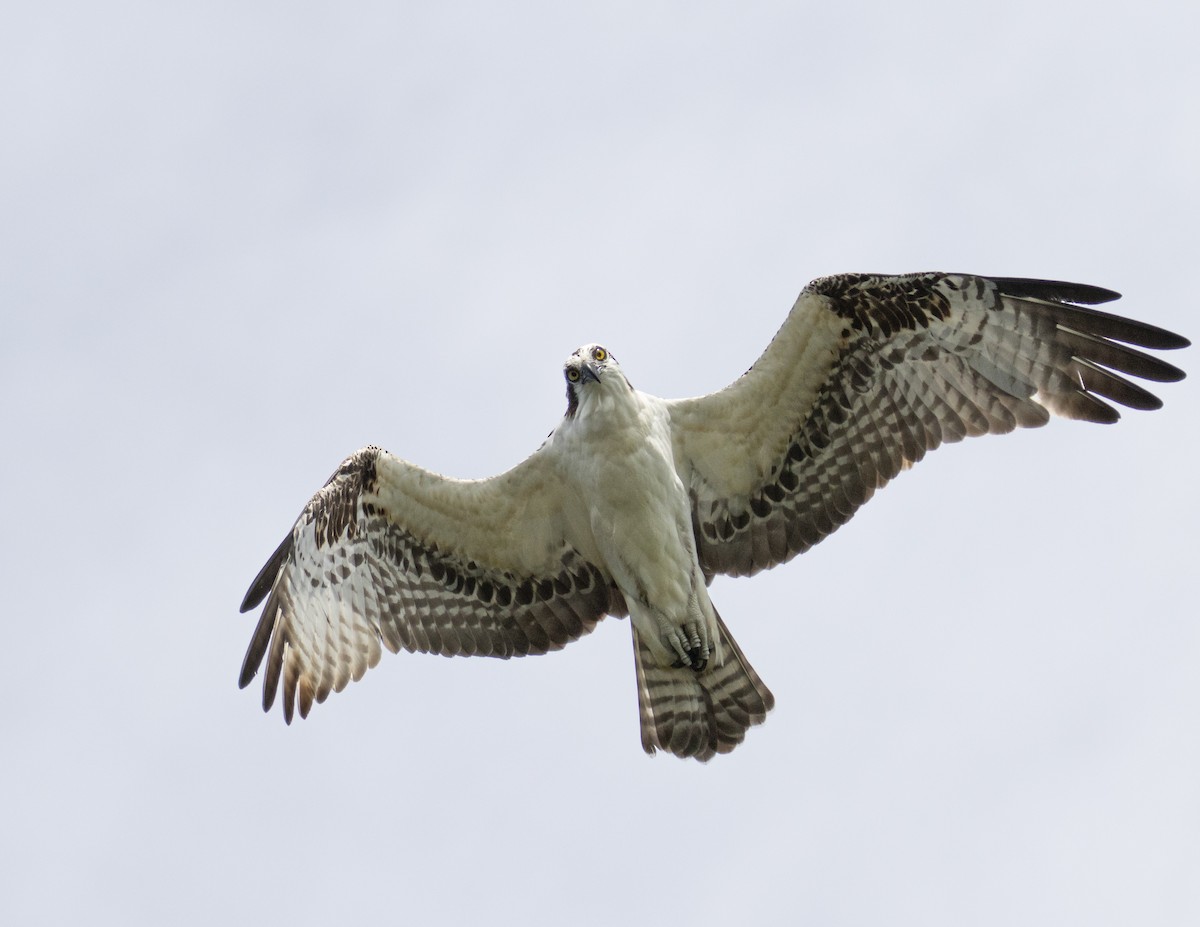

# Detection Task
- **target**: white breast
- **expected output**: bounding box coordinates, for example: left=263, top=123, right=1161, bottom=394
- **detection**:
left=555, top=385, right=698, bottom=619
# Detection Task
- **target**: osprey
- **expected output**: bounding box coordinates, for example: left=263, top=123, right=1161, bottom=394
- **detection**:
left=239, top=272, right=1188, bottom=760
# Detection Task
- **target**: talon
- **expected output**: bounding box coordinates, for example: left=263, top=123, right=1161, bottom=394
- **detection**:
left=666, top=627, right=692, bottom=666
left=671, top=650, right=707, bottom=672
left=664, top=623, right=710, bottom=671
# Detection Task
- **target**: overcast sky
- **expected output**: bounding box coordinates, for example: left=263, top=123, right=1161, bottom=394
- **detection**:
left=3, top=3, right=1198, bottom=925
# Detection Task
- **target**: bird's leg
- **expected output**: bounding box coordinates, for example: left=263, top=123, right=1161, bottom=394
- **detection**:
left=666, top=620, right=709, bottom=672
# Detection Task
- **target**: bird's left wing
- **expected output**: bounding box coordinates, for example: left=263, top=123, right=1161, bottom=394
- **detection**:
left=239, top=444, right=624, bottom=722
left=667, top=272, right=1188, bottom=579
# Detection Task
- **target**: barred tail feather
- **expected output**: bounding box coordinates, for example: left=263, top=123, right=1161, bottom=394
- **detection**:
left=633, top=611, right=774, bottom=761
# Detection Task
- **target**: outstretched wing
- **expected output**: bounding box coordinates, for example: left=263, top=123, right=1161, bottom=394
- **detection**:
left=668, top=273, right=1188, bottom=578
left=239, top=445, right=624, bottom=722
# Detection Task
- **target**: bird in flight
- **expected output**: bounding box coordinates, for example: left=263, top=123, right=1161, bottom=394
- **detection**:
left=239, top=272, right=1187, bottom=760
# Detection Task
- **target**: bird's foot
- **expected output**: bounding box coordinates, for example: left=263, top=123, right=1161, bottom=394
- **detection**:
left=667, top=621, right=709, bottom=672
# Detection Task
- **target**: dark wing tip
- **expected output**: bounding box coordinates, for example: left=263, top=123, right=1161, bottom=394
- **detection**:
left=988, top=277, right=1122, bottom=305
left=986, top=276, right=1189, bottom=352
left=1068, top=311, right=1192, bottom=352
left=237, top=594, right=276, bottom=690
left=1144, top=329, right=1191, bottom=351
left=1064, top=307, right=1190, bottom=353
left=239, top=532, right=293, bottom=613
left=238, top=538, right=294, bottom=691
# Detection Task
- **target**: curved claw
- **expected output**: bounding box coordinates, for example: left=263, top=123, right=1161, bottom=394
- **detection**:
left=667, top=621, right=710, bottom=672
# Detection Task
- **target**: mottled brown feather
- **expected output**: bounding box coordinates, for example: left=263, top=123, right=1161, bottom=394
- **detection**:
left=239, top=447, right=626, bottom=724
left=671, top=273, right=1188, bottom=579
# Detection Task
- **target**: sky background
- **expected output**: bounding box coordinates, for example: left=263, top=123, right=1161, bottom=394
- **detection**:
left=3, top=3, right=1198, bottom=925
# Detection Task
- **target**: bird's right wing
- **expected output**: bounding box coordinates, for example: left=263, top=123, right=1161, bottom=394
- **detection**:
left=238, top=444, right=625, bottom=723
left=667, top=272, right=1188, bottom=579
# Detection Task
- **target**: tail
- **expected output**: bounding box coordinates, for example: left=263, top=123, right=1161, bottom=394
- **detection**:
left=632, top=610, right=774, bottom=760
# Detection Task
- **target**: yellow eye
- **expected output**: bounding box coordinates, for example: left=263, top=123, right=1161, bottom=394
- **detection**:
left=567, top=368, right=580, bottom=382
left=593, top=347, right=607, bottom=362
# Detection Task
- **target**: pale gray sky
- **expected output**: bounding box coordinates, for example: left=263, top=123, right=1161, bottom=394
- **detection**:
left=3, top=3, right=1198, bottom=925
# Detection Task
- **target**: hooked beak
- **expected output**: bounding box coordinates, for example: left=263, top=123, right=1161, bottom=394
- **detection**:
left=580, top=361, right=601, bottom=384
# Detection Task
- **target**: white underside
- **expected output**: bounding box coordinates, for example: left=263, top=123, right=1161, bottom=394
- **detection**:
left=552, top=375, right=720, bottom=666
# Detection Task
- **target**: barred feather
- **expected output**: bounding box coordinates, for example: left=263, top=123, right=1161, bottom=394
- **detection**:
left=633, top=612, right=774, bottom=760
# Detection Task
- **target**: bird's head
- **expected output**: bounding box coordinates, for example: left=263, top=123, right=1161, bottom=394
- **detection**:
left=563, top=343, right=627, bottom=417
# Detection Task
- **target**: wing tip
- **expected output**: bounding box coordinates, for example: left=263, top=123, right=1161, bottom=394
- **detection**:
left=1151, top=330, right=1191, bottom=351
left=239, top=532, right=293, bottom=612
left=986, top=276, right=1189, bottom=352
left=987, top=276, right=1122, bottom=306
